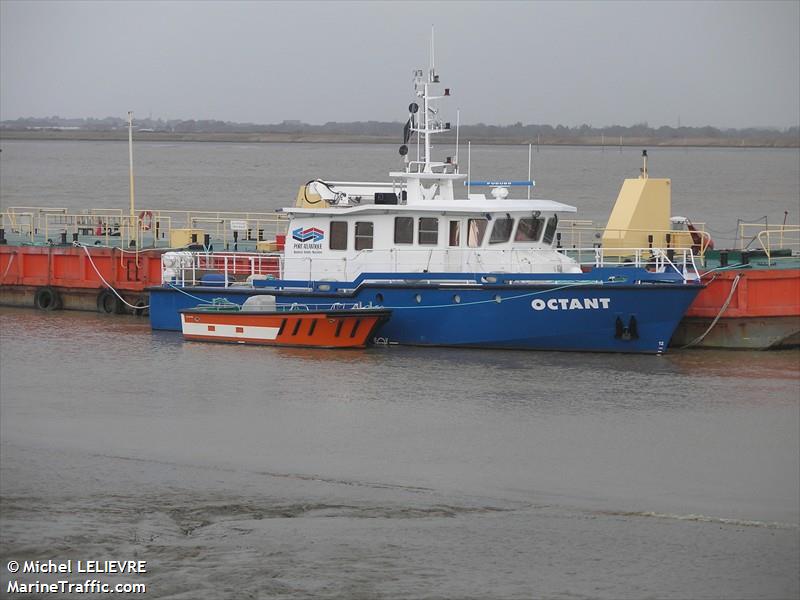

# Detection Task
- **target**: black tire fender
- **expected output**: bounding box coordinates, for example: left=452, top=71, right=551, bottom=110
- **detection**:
left=97, top=288, right=122, bottom=314
left=132, top=298, right=148, bottom=317
left=34, top=287, right=62, bottom=311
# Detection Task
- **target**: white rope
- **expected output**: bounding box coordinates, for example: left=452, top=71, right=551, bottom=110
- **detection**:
left=384, top=280, right=601, bottom=310
left=166, top=279, right=607, bottom=313
left=166, top=282, right=215, bottom=304
left=78, top=244, right=150, bottom=310
left=700, top=263, right=749, bottom=277
left=0, top=252, right=15, bottom=282
left=679, top=273, right=742, bottom=348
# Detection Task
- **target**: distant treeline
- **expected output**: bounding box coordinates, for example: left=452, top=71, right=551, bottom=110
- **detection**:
left=2, top=116, right=798, bottom=144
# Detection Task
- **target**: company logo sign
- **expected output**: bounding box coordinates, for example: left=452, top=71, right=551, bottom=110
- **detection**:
left=531, top=297, right=611, bottom=311
left=292, top=227, right=324, bottom=243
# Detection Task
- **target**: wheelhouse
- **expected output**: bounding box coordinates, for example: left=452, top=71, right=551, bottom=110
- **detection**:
left=282, top=200, right=580, bottom=280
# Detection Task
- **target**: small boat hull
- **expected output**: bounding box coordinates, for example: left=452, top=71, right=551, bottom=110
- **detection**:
left=156, top=269, right=703, bottom=354
left=180, top=308, right=391, bottom=349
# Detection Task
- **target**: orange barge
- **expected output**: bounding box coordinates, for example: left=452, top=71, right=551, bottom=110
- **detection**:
left=671, top=266, right=800, bottom=349
left=0, top=205, right=287, bottom=314
left=0, top=244, right=282, bottom=314
left=0, top=244, right=164, bottom=313
left=180, top=299, right=391, bottom=349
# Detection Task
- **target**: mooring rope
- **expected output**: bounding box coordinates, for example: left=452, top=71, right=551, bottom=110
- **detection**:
left=78, top=244, right=150, bottom=310
left=164, top=279, right=609, bottom=312
left=382, top=280, right=604, bottom=310
left=700, top=263, right=750, bottom=277
left=0, top=252, right=16, bottom=282
left=165, top=282, right=215, bottom=304
left=679, top=273, right=742, bottom=348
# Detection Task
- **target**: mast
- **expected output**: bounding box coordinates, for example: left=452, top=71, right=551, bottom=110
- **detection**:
left=391, top=30, right=465, bottom=203
left=128, top=111, right=136, bottom=222
left=409, top=28, right=447, bottom=173
left=455, top=109, right=460, bottom=173
left=423, top=81, right=431, bottom=171
left=427, top=25, right=434, bottom=171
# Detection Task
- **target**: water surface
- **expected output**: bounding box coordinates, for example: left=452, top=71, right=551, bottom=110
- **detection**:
left=1, top=141, right=799, bottom=598
left=1, top=308, right=798, bottom=598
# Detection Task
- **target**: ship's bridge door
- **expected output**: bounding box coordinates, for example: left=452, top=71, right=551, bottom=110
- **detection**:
left=446, top=219, right=464, bottom=272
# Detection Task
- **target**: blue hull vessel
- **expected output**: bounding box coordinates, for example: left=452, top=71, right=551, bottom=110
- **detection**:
left=150, top=51, right=704, bottom=354
left=149, top=269, right=701, bottom=353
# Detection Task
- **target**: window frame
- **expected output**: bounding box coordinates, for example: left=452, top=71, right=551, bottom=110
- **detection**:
left=467, top=218, right=489, bottom=248
left=394, top=216, right=414, bottom=245
left=542, top=215, right=559, bottom=245
left=329, top=221, right=348, bottom=250
left=418, top=217, right=439, bottom=246
left=448, top=220, right=461, bottom=247
left=514, top=216, right=546, bottom=243
left=354, top=221, right=374, bottom=251
left=489, top=217, right=514, bottom=244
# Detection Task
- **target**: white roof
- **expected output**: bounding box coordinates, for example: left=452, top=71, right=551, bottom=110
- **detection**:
left=283, top=198, right=577, bottom=216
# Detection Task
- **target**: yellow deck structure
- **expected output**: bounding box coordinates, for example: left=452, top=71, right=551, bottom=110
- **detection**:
left=602, top=152, right=698, bottom=256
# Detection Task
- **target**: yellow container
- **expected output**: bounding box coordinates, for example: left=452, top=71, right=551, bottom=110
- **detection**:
left=256, top=240, right=278, bottom=252
left=170, top=228, right=205, bottom=248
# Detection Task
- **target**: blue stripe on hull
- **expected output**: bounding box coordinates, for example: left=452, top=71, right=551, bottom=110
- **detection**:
left=149, top=277, right=700, bottom=353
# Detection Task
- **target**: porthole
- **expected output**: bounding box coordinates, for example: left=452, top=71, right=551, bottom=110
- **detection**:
left=414, top=293, right=422, bottom=304
left=375, top=293, right=384, bottom=303
left=494, top=295, right=502, bottom=303
left=453, top=294, right=461, bottom=304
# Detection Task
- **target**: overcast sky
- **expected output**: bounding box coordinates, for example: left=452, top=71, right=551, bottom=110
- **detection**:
left=1, top=1, right=798, bottom=128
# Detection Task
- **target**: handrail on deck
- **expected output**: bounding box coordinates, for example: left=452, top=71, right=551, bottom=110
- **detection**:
left=1, top=205, right=287, bottom=250
left=753, top=227, right=800, bottom=259
left=559, top=224, right=712, bottom=257
left=162, top=246, right=701, bottom=287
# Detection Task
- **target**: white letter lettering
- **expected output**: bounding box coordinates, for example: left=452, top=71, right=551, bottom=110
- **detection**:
left=531, top=299, right=546, bottom=311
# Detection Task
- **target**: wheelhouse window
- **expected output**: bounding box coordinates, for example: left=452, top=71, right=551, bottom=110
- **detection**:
left=394, top=216, right=413, bottom=244
left=542, top=215, right=559, bottom=245
left=515, top=217, right=545, bottom=243
left=467, top=218, right=488, bottom=247
left=418, top=217, right=439, bottom=245
left=329, top=221, right=348, bottom=250
left=489, top=218, right=514, bottom=244
left=355, top=221, right=373, bottom=250
left=449, top=221, right=461, bottom=247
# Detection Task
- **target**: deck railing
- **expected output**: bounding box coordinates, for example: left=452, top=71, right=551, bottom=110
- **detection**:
left=558, top=220, right=713, bottom=257
left=162, top=246, right=700, bottom=287
left=737, top=223, right=800, bottom=258
left=1, top=206, right=288, bottom=251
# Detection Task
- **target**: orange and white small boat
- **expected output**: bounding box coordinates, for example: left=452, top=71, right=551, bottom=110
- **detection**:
left=180, top=296, right=391, bottom=349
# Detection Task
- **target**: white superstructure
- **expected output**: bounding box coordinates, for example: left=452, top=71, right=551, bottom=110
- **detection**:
left=281, top=56, right=582, bottom=281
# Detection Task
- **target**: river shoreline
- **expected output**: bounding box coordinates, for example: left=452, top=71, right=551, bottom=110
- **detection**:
left=1, top=129, right=797, bottom=148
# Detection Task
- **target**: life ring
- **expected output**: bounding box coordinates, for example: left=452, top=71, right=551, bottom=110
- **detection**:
left=34, top=287, right=62, bottom=311
left=138, top=210, right=154, bottom=231
left=97, top=288, right=122, bottom=314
